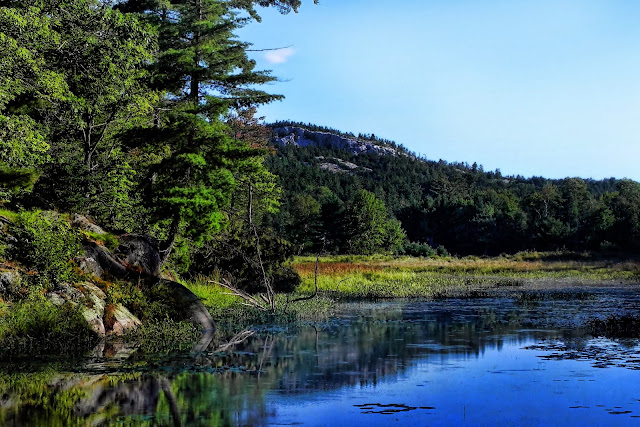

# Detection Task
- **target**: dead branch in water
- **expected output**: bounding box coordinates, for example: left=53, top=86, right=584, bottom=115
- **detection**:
left=210, top=278, right=272, bottom=312
left=287, top=256, right=319, bottom=305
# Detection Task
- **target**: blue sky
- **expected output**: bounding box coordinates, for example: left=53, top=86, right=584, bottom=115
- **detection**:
left=237, top=0, right=640, bottom=181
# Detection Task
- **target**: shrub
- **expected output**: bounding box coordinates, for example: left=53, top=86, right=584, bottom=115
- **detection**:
left=190, top=227, right=302, bottom=294
left=401, top=242, right=437, bottom=257
left=7, top=211, right=81, bottom=287
left=271, top=264, right=302, bottom=293
left=104, top=280, right=165, bottom=321
left=436, top=245, right=449, bottom=257
left=0, top=296, right=96, bottom=355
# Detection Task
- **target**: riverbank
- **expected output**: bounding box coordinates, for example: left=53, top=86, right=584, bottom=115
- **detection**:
left=2, top=251, right=640, bottom=358
left=181, top=252, right=640, bottom=324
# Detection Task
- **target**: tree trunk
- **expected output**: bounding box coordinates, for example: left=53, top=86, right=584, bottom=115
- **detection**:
left=247, top=183, right=253, bottom=225
left=160, top=213, right=180, bottom=265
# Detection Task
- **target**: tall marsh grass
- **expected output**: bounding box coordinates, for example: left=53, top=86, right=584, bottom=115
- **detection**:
left=292, top=252, right=640, bottom=300
left=0, top=297, right=96, bottom=357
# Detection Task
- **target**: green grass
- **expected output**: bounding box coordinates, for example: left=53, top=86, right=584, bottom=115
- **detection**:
left=179, top=253, right=640, bottom=323
left=0, top=296, right=97, bottom=357
left=295, top=254, right=399, bottom=264
left=0, top=208, right=18, bottom=222
left=295, top=270, right=498, bottom=299
left=291, top=253, right=640, bottom=300
left=83, top=230, right=120, bottom=251
left=183, top=277, right=242, bottom=315
left=182, top=276, right=336, bottom=326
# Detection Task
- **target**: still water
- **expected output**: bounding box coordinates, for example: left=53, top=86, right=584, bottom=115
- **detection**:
left=1, top=288, right=640, bottom=426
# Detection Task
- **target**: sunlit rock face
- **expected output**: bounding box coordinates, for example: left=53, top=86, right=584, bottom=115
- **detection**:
left=272, top=126, right=399, bottom=156
left=0, top=271, right=21, bottom=295
left=81, top=283, right=107, bottom=337
left=105, top=303, right=142, bottom=336
left=45, top=282, right=141, bottom=338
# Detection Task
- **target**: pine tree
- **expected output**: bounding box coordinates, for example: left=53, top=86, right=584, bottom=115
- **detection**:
left=118, top=0, right=290, bottom=261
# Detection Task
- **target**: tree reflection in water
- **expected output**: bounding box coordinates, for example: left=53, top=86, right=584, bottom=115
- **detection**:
left=1, top=296, right=637, bottom=426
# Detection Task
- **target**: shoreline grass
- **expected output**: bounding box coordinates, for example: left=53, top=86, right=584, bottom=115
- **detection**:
left=5, top=251, right=637, bottom=357
left=184, top=252, right=640, bottom=321
left=182, top=277, right=336, bottom=327
left=292, top=253, right=640, bottom=300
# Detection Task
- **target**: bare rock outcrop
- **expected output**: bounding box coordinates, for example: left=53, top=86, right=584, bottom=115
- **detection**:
left=116, top=235, right=162, bottom=277
left=46, top=282, right=142, bottom=338
left=273, top=126, right=400, bottom=156
left=81, top=283, right=107, bottom=337
left=105, top=303, right=142, bottom=336
left=74, top=228, right=215, bottom=333
left=0, top=270, right=21, bottom=295
left=72, top=214, right=106, bottom=234
left=77, top=235, right=162, bottom=280
left=79, top=242, right=128, bottom=279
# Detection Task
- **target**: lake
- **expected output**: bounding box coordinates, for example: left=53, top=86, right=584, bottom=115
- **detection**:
left=1, top=286, right=640, bottom=426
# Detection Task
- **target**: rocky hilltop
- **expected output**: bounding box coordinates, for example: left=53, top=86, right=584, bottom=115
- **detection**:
left=272, top=126, right=401, bottom=157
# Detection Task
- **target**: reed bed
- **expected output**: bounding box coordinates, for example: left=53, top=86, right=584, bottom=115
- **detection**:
left=292, top=253, right=640, bottom=300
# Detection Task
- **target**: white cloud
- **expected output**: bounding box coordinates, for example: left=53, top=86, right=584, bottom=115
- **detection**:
left=264, top=47, right=296, bottom=64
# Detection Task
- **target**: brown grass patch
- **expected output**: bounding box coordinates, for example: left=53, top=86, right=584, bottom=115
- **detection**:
left=295, top=262, right=384, bottom=276
left=293, top=255, right=640, bottom=279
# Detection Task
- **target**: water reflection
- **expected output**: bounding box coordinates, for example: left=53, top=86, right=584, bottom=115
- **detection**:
left=1, top=293, right=640, bottom=426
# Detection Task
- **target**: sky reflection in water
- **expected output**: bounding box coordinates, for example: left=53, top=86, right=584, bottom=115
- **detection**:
left=1, top=292, right=640, bottom=426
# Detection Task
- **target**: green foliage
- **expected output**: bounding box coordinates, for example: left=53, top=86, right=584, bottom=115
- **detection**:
left=7, top=211, right=81, bottom=286
left=150, top=143, right=235, bottom=245
left=0, top=5, right=68, bottom=105
left=85, top=151, right=144, bottom=232
left=401, top=242, right=437, bottom=257
left=84, top=231, right=120, bottom=252
left=0, top=115, right=49, bottom=168
left=0, top=162, right=40, bottom=195
left=287, top=194, right=321, bottom=253
left=0, top=296, right=95, bottom=354
left=191, top=225, right=301, bottom=294
left=343, top=190, right=407, bottom=254
left=104, top=281, right=148, bottom=314
left=1, top=0, right=158, bottom=226
left=103, top=280, right=181, bottom=322
left=49, top=0, right=157, bottom=168
left=606, top=180, right=640, bottom=251
left=124, top=318, right=201, bottom=352
left=123, top=0, right=287, bottom=252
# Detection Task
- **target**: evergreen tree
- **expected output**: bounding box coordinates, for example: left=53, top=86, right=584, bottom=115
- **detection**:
left=118, top=0, right=289, bottom=261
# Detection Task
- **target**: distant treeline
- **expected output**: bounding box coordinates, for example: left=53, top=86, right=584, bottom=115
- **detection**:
left=265, top=125, right=635, bottom=256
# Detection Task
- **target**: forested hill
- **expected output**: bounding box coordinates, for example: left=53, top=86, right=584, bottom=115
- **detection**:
left=265, top=122, right=638, bottom=256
